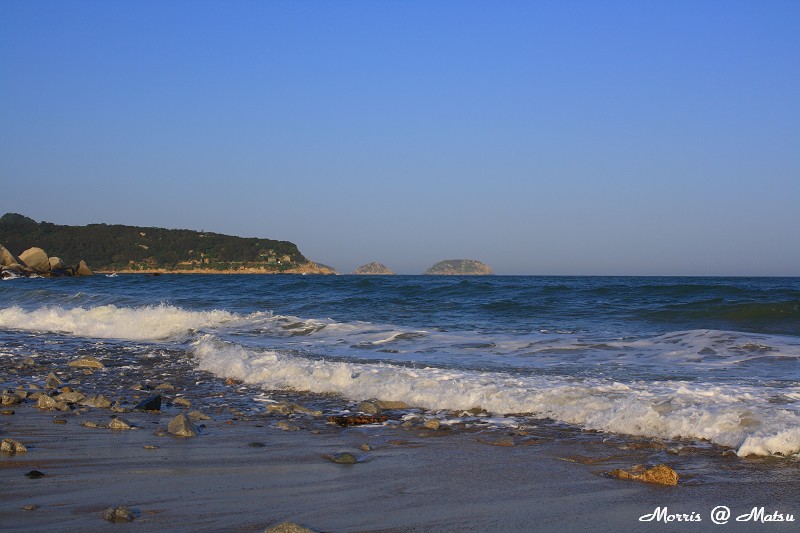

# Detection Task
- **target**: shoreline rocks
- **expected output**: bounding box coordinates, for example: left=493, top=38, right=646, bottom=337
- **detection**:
left=1, top=242, right=93, bottom=278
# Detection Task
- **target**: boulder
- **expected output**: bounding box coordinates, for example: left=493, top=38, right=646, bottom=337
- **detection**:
left=36, top=395, right=69, bottom=411
left=0, top=244, right=20, bottom=267
left=0, top=393, right=22, bottom=406
left=48, top=256, right=65, bottom=270
left=76, top=260, right=93, bottom=276
left=55, top=391, right=85, bottom=404
left=19, top=247, right=51, bottom=272
left=167, top=413, right=199, bottom=437
left=607, top=464, right=679, bottom=486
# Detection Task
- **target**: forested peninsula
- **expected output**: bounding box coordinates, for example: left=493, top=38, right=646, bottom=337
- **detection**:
left=0, top=213, right=333, bottom=274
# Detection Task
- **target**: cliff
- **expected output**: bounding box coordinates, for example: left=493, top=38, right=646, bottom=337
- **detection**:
left=0, top=213, right=334, bottom=274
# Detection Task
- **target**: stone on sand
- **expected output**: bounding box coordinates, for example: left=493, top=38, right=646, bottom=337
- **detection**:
left=1, top=438, right=28, bottom=453
left=81, top=394, right=113, bottom=408
left=100, top=506, right=136, bottom=522
left=168, top=413, right=199, bottom=437
left=263, top=522, right=316, bottom=533
left=607, top=464, right=679, bottom=486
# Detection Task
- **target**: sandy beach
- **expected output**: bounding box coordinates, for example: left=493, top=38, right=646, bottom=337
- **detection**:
left=2, top=356, right=798, bottom=533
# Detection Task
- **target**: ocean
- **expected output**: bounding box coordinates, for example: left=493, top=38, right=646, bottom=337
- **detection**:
left=1, top=274, right=799, bottom=458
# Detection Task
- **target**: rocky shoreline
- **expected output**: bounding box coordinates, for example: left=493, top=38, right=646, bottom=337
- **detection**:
left=1, top=244, right=93, bottom=279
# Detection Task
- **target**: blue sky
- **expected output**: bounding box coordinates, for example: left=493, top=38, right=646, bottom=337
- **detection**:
left=2, top=1, right=798, bottom=275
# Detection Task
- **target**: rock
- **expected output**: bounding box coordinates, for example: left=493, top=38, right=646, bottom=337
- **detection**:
left=52, top=419, right=67, bottom=424
left=1, top=392, right=21, bottom=405
left=67, top=355, right=104, bottom=369
left=423, top=419, right=441, bottom=430
left=352, top=262, right=395, bottom=275
left=424, top=259, right=493, bottom=275
left=167, top=413, right=199, bottom=437
left=25, top=470, right=46, bottom=479
left=327, top=415, right=388, bottom=427
left=45, top=372, right=63, bottom=389
left=21, top=504, right=39, bottom=511
left=263, top=522, right=316, bottom=533
left=100, top=506, right=136, bottom=523
left=225, top=377, right=242, bottom=386
left=48, top=256, right=65, bottom=270
left=248, top=442, right=267, bottom=448
left=81, top=421, right=101, bottom=428
left=360, top=443, right=372, bottom=451
left=19, top=247, right=51, bottom=272
left=107, top=417, right=134, bottom=430
left=0, top=244, right=20, bottom=267
left=327, top=452, right=358, bottom=464
left=155, top=382, right=174, bottom=391
left=1, top=438, right=28, bottom=453
left=376, top=400, right=409, bottom=410
left=36, top=395, right=69, bottom=411
left=81, top=394, right=113, bottom=408
left=1, top=409, right=14, bottom=415
left=357, top=401, right=381, bottom=414
left=276, top=421, right=300, bottom=432
left=173, top=397, right=192, bottom=408
left=143, top=445, right=159, bottom=450
left=266, top=401, right=321, bottom=416
left=607, top=464, right=679, bottom=486
left=133, top=394, right=162, bottom=411
left=55, top=391, right=85, bottom=404
left=187, top=410, right=211, bottom=421
left=75, top=260, right=93, bottom=276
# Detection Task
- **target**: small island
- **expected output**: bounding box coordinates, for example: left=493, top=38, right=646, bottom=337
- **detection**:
left=424, top=259, right=493, bottom=275
left=352, top=262, right=395, bottom=275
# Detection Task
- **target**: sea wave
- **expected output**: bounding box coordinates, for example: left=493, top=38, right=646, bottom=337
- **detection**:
left=0, top=304, right=242, bottom=341
left=191, top=335, right=800, bottom=457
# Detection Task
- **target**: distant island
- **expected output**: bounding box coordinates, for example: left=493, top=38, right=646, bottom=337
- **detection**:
left=0, top=213, right=334, bottom=274
left=352, top=262, right=394, bottom=275
left=424, top=259, right=493, bottom=275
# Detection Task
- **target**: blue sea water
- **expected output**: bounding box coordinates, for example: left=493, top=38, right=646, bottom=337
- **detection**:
left=1, top=274, right=799, bottom=457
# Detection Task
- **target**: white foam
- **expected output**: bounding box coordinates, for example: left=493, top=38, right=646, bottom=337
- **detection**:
left=192, top=335, right=800, bottom=457
left=0, top=304, right=240, bottom=341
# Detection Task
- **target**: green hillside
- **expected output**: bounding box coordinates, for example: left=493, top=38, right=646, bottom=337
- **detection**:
left=0, top=213, right=309, bottom=272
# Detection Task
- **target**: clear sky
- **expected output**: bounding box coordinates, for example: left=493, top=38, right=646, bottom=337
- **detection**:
left=1, top=1, right=798, bottom=275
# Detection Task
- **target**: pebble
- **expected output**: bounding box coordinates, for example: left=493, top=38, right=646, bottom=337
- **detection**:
left=21, top=504, right=39, bottom=511
left=25, top=470, right=46, bottom=479
left=1, top=409, right=14, bottom=416
left=248, top=442, right=267, bottom=448
left=52, top=419, right=68, bottom=424
left=173, top=397, right=192, bottom=408
left=360, top=443, right=372, bottom=451
left=143, top=445, right=160, bottom=450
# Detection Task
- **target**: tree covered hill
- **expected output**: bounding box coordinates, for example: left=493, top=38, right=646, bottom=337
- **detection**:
left=0, top=213, right=313, bottom=272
